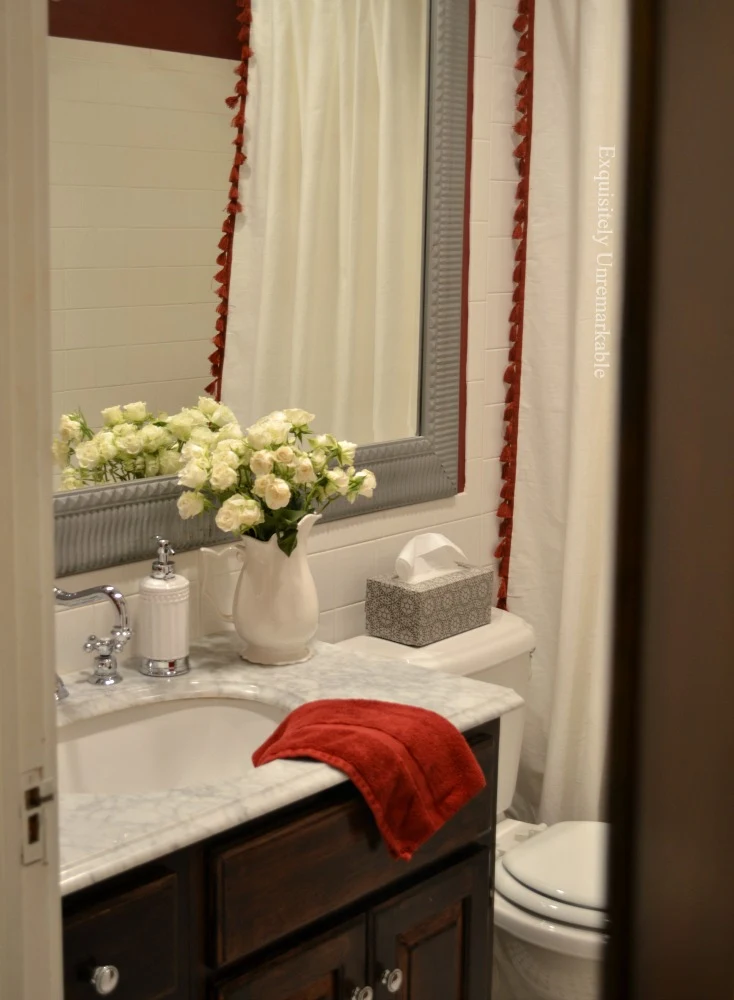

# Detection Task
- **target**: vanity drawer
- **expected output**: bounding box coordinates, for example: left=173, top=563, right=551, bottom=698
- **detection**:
left=211, top=724, right=497, bottom=967
left=63, top=872, right=180, bottom=1000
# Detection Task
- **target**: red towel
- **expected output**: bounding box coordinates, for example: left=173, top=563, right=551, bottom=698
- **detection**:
left=252, top=699, right=486, bottom=860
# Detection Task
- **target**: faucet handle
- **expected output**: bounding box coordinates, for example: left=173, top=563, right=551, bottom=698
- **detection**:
left=83, top=634, right=124, bottom=686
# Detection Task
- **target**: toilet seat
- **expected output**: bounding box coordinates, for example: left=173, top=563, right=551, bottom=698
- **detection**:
left=495, top=862, right=606, bottom=931
left=495, top=821, right=608, bottom=932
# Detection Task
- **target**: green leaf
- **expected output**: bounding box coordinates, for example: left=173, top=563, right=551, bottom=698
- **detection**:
left=277, top=529, right=299, bottom=557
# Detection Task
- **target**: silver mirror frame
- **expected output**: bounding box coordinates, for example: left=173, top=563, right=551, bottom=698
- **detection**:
left=53, top=0, right=472, bottom=577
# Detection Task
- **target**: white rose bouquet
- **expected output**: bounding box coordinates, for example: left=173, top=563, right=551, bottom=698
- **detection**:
left=53, top=402, right=182, bottom=489
left=174, top=405, right=377, bottom=555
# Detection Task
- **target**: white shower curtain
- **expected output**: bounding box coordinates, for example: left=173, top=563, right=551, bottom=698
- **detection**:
left=222, top=0, right=428, bottom=443
left=510, top=0, right=628, bottom=824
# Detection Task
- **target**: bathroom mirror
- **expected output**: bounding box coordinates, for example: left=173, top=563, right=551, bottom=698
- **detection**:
left=50, top=0, right=472, bottom=576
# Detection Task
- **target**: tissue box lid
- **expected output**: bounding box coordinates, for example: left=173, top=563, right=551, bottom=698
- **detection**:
left=365, top=565, right=493, bottom=647
left=371, top=564, right=489, bottom=592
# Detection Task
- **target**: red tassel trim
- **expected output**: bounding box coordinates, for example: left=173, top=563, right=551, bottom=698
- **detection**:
left=207, top=0, right=255, bottom=400
left=495, top=0, right=535, bottom=608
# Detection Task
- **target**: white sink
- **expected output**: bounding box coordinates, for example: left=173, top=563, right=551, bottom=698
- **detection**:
left=57, top=698, right=287, bottom=795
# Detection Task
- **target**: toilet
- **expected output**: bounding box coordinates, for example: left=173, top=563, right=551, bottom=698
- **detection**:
left=337, top=608, right=607, bottom=1000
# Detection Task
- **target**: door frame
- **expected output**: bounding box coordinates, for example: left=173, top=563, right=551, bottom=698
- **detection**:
left=605, top=1, right=734, bottom=997
left=0, top=0, right=63, bottom=996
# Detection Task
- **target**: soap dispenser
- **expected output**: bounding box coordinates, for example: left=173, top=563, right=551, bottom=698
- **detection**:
left=138, top=538, right=190, bottom=677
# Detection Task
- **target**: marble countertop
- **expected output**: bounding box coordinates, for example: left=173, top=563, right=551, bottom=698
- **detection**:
left=57, top=633, right=523, bottom=896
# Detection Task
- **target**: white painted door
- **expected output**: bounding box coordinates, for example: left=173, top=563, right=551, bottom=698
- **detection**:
left=0, top=0, right=63, bottom=996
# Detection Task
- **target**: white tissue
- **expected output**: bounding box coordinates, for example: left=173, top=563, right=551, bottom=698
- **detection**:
left=394, top=532, right=468, bottom=584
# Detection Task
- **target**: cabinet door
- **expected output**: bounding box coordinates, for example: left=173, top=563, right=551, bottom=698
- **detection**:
left=217, top=916, right=368, bottom=1000
left=370, top=851, right=491, bottom=1000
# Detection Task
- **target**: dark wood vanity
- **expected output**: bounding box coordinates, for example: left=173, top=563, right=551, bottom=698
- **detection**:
left=61, top=719, right=498, bottom=1000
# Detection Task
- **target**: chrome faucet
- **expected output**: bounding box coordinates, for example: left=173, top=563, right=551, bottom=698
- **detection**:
left=53, top=585, right=132, bottom=690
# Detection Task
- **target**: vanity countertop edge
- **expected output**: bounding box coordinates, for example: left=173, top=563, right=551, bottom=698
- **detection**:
left=57, top=633, right=523, bottom=897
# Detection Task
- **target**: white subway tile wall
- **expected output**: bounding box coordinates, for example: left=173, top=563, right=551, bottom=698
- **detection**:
left=48, top=37, right=232, bottom=428
left=54, top=9, right=517, bottom=668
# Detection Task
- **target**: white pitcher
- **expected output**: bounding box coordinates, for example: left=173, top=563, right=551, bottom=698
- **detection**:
left=201, top=513, right=321, bottom=665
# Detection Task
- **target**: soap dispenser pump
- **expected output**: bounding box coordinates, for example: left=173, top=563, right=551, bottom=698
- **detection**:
left=138, top=538, right=190, bottom=677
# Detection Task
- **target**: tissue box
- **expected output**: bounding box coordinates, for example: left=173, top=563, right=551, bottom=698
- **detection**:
left=365, top=564, right=494, bottom=647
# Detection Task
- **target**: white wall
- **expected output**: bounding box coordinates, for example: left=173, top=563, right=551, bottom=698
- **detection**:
left=54, top=0, right=520, bottom=673
left=48, top=38, right=232, bottom=429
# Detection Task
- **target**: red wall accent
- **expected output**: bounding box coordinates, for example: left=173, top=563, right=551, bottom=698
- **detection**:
left=48, top=0, right=240, bottom=60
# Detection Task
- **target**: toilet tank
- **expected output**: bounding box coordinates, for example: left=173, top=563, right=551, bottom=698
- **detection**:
left=335, top=609, right=535, bottom=817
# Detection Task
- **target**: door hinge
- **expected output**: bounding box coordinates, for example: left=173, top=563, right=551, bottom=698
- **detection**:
left=21, top=768, right=55, bottom=865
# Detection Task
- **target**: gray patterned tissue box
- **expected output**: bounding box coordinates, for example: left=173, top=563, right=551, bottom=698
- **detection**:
left=365, top=564, right=494, bottom=647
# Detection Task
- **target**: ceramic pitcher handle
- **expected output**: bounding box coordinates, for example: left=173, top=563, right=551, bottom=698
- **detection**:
left=200, top=545, right=243, bottom=625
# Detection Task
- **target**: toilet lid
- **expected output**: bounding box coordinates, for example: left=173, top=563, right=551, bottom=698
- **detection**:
left=497, top=822, right=608, bottom=928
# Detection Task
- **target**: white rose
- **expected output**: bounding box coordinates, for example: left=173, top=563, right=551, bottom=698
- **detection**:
left=337, top=440, right=357, bottom=465
left=283, top=408, right=315, bottom=428
left=293, top=456, right=316, bottom=484
left=181, top=441, right=208, bottom=463
left=158, top=449, right=181, bottom=476
left=245, top=422, right=271, bottom=450
left=325, top=468, right=349, bottom=495
left=159, top=449, right=182, bottom=475
left=59, top=414, right=83, bottom=443
left=168, top=412, right=194, bottom=441
left=215, top=495, right=263, bottom=534
left=274, top=445, right=295, bottom=465
left=96, top=431, right=119, bottom=462
left=112, top=422, right=135, bottom=438
left=75, top=440, right=100, bottom=470
left=310, top=434, right=334, bottom=449
left=264, top=418, right=291, bottom=446
left=211, top=404, right=236, bottom=427
left=239, top=497, right=264, bottom=528
left=177, top=490, right=205, bottom=519
left=213, top=445, right=240, bottom=469
left=140, top=424, right=167, bottom=453
left=355, top=469, right=377, bottom=497
left=217, top=422, right=243, bottom=443
left=188, top=408, right=209, bottom=427
left=249, top=450, right=275, bottom=476
left=122, top=401, right=148, bottom=423
left=309, top=448, right=328, bottom=472
left=52, top=438, right=70, bottom=468
left=252, top=473, right=273, bottom=498
left=119, top=432, right=143, bottom=456
left=101, top=405, right=124, bottom=427
left=197, top=396, right=218, bottom=418
left=178, top=460, right=208, bottom=490
left=264, top=476, right=291, bottom=510
left=209, top=462, right=238, bottom=491
left=190, top=426, right=216, bottom=447
left=61, top=467, right=83, bottom=490
left=144, top=454, right=160, bottom=478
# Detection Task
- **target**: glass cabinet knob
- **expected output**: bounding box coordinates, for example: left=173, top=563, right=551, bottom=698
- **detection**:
left=90, top=965, right=120, bottom=995
left=382, top=969, right=403, bottom=993
left=351, top=988, right=373, bottom=1000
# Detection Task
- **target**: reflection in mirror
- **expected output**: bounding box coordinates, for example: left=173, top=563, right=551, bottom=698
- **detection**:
left=222, top=2, right=428, bottom=443
left=49, top=0, right=429, bottom=494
